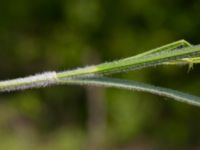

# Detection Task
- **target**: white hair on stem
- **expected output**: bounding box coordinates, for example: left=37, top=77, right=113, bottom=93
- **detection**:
left=0, top=72, right=58, bottom=92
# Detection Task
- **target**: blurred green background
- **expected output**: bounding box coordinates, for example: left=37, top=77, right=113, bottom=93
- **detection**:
left=0, top=0, right=200, bottom=149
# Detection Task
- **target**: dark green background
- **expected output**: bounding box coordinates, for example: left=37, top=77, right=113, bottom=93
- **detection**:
left=0, top=0, right=200, bottom=149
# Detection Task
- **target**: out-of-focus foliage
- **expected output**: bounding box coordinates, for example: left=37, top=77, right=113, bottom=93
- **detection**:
left=0, top=0, right=200, bottom=149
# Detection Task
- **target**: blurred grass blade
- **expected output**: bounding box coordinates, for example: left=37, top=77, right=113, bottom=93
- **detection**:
left=60, top=77, right=200, bottom=107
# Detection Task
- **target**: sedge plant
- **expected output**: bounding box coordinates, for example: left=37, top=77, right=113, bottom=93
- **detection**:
left=0, top=40, right=200, bottom=106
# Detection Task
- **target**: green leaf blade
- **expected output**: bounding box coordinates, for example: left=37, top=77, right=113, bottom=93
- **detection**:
left=61, top=77, right=200, bottom=107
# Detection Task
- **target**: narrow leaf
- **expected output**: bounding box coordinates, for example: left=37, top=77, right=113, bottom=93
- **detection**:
left=60, top=77, right=200, bottom=107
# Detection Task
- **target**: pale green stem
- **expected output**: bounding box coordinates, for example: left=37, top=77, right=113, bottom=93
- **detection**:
left=57, top=44, right=200, bottom=78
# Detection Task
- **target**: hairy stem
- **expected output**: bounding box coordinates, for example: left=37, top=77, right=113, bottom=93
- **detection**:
left=0, top=40, right=200, bottom=107
left=1, top=44, right=200, bottom=92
